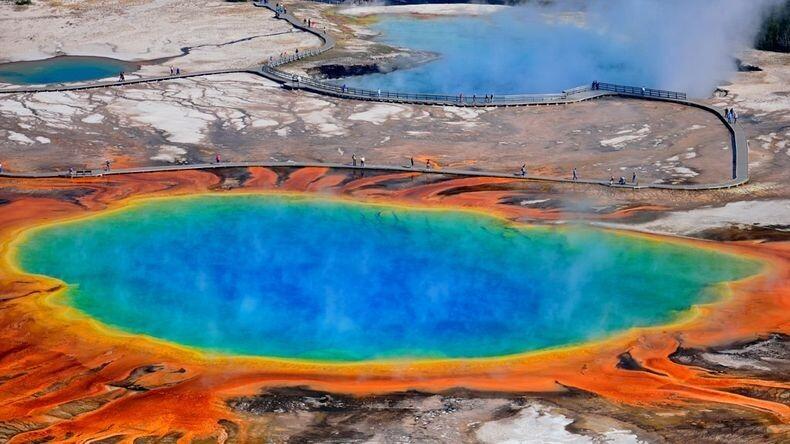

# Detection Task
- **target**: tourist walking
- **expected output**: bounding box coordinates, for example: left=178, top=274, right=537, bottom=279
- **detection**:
left=360, top=156, right=365, bottom=167
left=572, top=167, right=578, bottom=181
left=118, top=71, right=125, bottom=82
left=426, top=159, right=432, bottom=169
left=105, top=160, right=111, bottom=172
left=732, top=108, right=738, bottom=123
left=609, top=175, right=614, bottom=186
left=520, top=164, right=526, bottom=177
left=724, top=108, right=730, bottom=122
left=632, top=171, right=637, bottom=184
left=215, top=153, right=221, bottom=164
left=409, top=157, right=414, bottom=168
left=352, top=153, right=357, bottom=166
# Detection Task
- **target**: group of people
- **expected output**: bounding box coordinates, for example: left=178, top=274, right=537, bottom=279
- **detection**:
left=351, top=153, right=365, bottom=167
left=169, top=66, right=181, bottom=76
left=724, top=107, right=739, bottom=124
left=118, top=71, right=126, bottom=82
left=608, top=171, right=638, bottom=186
left=456, top=94, right=495, bottom=104
left=343, top=156, right=645, bottom=187
left=302, top=18, right=315, bottom=28
left=350, top=154, right=437, bottom=170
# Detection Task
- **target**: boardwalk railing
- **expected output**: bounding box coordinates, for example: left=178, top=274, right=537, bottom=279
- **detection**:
left=0, top=1, right=746, bottom=189
left=595, top=82, right=687, bottom=100
left=260, top=65, right=572, bottom=105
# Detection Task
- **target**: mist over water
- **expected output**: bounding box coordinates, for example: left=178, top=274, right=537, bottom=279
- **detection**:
left=341, top=0, right=778, bottom=97
left=17, top=196, right=760, bottom=361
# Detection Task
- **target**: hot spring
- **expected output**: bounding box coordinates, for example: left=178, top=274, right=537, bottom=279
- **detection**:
left=0, top=56, right=139, bottom=85
left=16, top=195, right=760, bottom=361
left=338, top=2, right=762, bottom=96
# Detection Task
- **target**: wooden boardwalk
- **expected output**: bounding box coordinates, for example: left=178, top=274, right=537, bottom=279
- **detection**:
left=0, top=1, right=748, bottom=190
left=0, top=159, right=744, bottom=191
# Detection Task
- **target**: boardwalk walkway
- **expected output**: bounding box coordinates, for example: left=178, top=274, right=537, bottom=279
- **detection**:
left=0, top=1, right=748, bottom=190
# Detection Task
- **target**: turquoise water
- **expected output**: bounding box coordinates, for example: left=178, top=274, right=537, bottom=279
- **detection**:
left=339, top=10, right=705, bottom=95
left=17, top=195, right=760, bottom=361
left=0, top=56, right=139, bottom=85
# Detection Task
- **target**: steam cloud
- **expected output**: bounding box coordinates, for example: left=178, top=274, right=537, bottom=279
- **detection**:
left=346, top=0, right=780, bottom=97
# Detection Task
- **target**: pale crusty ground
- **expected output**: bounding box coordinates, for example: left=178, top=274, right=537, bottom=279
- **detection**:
left=339, top=4, right=508, bottom=17
left=708, top=49, right=790, bottom=189
left=0, top=0, right=321, bottom=78
left=0, top=72, right=731, bottom=186
left=0, top=2, right=787, bottom=443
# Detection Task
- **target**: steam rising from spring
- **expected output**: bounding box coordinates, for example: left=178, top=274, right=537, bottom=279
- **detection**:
left=343, top=0, right=780, bottom=97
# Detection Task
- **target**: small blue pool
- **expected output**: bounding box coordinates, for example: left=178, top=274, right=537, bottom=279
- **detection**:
left=0, top=55, right=140, bottom=85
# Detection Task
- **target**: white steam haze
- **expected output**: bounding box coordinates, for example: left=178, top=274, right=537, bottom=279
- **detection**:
left=343, top=0, right=781, bottom=97
left=580, top=0, right=779, bottom=96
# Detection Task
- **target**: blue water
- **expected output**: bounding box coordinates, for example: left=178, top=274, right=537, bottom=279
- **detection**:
left=338, top=9, right=722, bottom=95
left=0, top=56, right=139, bottom=85
left=17, top=195, right=760, bottom=361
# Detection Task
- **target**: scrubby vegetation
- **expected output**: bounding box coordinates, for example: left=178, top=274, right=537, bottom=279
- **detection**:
left=756, top=0, right=790, bottom=52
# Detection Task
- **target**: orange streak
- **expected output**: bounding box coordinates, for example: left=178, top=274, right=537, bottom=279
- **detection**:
left=0, top=170, right=787, bottom=442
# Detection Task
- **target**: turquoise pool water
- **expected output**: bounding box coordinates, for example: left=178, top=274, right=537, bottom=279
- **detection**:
left=339, top=11, right=692, bottom=94
left=0, top=56, right=139, bottom=85
left=16, top=195, right=760, bottom=361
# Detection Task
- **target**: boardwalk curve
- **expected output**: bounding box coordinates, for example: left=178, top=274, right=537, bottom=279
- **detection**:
left=0, top=1, right=747, bottom=189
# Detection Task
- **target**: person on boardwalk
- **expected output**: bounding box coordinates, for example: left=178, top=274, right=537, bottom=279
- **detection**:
left=352, top=153, right=357, bottom=167
left=724, top=108, right=730, bottom=123
left=105, top=160, right=111, bottom=172
left=170, top=66, right=174, bottom=76
left=176, top=67, right=180, bottom=75
left=520, top=164, right=527, bottom=176
left=618, top=176, right=626, bottom=185
left=215, top=153, right=221, bottom=164
left=609, top=175, right=614, bottom=186
left=0, top=162, right=3, bottom=173
left=409, top=157, right=414, bottom=168
left=732, top=108, right=738, bottom=124
left=572, top=167, right=578, bottom=181
left=426, top=159, right=432, bottom=170
left=360, top=156, right=365, bottom=167
left=632, top=171, right=637, bottom=185
left=118, top=71, right=125, bottom=82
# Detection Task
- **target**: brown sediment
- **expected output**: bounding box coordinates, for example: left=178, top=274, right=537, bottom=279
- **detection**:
left=0, top=167, right=787, bottom=442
